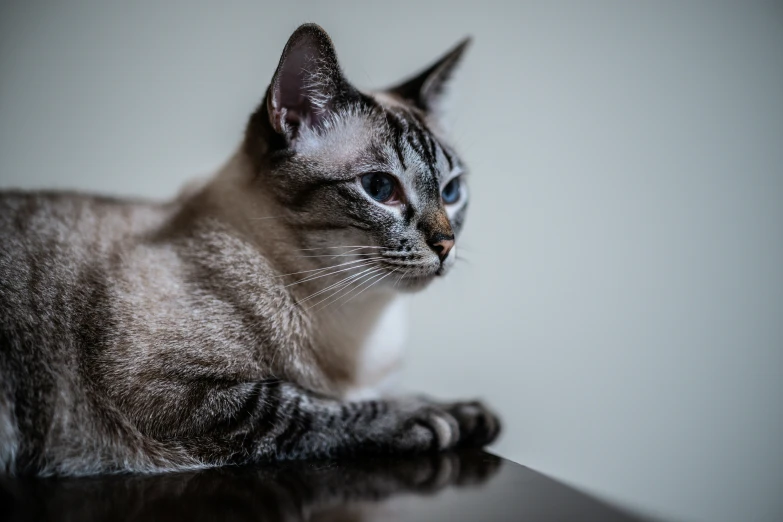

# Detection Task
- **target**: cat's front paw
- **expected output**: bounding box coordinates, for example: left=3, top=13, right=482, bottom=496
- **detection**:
left=444, top=400, right=502, bottom=448
left=380, top=399, right=500, bottom=454
left=392, top=404, right=461, bottom=452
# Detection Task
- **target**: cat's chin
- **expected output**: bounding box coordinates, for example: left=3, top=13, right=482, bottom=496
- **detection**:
left=392, top=274, right=438, bottom=293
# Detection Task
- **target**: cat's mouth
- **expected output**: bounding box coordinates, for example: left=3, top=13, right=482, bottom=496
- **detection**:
left=289, top=247, right=447, bottom=296
left=374, top=247, right=455, bottom=287
left=379, top=256, right=441, bottom=279
left=383, top=260, right=447, bottom=292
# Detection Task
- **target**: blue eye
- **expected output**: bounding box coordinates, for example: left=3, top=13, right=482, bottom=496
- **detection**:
left=441, top=177, right=461, bottom=204
left=361, top=173, right=397, bottom=203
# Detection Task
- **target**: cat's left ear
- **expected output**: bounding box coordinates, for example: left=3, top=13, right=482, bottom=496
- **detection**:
left=387, top=37, right=471, bottom=115
left=266, top=24, right=356, bottom=143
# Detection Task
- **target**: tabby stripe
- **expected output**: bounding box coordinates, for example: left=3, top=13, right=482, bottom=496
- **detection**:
left=325, top=411, right=338, bottom=429
left=410, top=109, right=449, bottom=194
left=389, top=105, right=428, bottom=169
left=347, top=403, right=365, bottom=424
left=419, top=123, right=439, bottom=170
left=248, top=380, right=282, bottom=439
left=403, top=204, right=415, bottom=224
left=230, top=382, right=282, bottom=458
left=340, top=403, right=353, bottom=421
left=406, top=109, right=437, bottom=172
left=282, top=409, right=314, bottom=454
left=274, top=396, right=303, bottom=449
left=404, top=126, right=428, bottom=170
left=383, top=110, right=408, bottom=170
left=365, top=400, right=380, bottom=422
left=220, top=380, right=264, bottom=432
left=442, top=144, right=455, bottom=172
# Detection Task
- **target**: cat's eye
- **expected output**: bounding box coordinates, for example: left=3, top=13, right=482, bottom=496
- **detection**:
left=360, top=173, right=398, bottom=203
left=441, top=177, right=462, bottom=205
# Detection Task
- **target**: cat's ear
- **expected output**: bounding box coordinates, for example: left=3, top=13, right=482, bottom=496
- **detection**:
left=387, top=37, right=471, bottom=115
left=266, top=24, right=355, bottom=142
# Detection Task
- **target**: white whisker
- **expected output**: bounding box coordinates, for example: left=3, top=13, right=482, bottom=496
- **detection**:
left=379, top=262, right=431, bottom=268
left=274, top=257, right=376, bottom=279
left=292, top=246, right=385, bottom=251
left=380, top=252, right=429, bottom=258
left=393, top=270, right=406, bottom=288
left=297, top=266, right=383, bottom=305
left=306, top=267, right=384, bottom=311
left=325, top=245, right=366, bottom=261
left=336, top=268, right=399, bottom=310
left=290, top=253, right=384, bottom=258
left=284, top=258, right=382, bottom=287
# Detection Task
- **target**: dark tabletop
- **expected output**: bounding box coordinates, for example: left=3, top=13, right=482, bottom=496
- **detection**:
left=1, top=450, right=650, bottom=521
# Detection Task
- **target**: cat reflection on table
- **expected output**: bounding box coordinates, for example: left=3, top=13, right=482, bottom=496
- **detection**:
left=2, top=451, right=503, bottom=522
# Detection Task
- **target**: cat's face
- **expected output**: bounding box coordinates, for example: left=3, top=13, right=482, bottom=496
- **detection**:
left=246, top=24, right=470, bottom=292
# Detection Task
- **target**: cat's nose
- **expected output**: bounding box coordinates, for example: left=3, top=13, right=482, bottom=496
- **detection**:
left=428, top=234, right=454, bottom=262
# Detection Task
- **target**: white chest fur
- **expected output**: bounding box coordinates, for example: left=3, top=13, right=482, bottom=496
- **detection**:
left=320, top=294, right=408, bottom=400
left=349, top=296, right=408, bottom=399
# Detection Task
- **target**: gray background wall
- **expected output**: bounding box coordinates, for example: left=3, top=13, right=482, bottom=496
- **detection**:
left=1, top=2, right=781, bottom=521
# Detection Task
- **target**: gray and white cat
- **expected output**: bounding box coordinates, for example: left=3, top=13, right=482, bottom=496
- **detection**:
left=0, top=23, right=500, bottom=476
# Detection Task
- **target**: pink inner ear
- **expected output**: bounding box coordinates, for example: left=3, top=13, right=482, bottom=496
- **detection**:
left=275, top=47, right=310, bottom=110
left=267, top=25, right=351, bottom=140
left=272, top=44, right=323, bottom=137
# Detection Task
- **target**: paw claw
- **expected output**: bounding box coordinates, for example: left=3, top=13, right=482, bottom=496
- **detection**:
left=393, top=405, right=460, bottom=453
left=446, top=401, right=501, bottom=447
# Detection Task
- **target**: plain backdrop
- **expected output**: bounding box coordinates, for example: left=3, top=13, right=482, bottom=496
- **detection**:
left=1, top=2, right=782, bottom=521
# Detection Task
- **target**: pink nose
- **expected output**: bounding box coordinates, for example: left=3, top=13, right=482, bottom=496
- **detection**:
left=430, top=237, right=454, bottom=262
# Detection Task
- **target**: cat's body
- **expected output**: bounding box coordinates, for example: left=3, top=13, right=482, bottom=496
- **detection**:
left=0, top=24, right=499, bottom=476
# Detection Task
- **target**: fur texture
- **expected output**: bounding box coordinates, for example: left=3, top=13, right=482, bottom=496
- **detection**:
left=0, top=24, right=499, bottom=476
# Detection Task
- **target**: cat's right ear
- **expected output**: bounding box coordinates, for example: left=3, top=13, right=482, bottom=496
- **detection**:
left=387, top=38, right=471, bottom=117
left=266, top=24, right=354, bottom=144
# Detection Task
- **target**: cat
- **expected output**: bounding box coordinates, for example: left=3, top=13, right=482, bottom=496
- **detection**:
left=0, top=23, right=500, bottom=476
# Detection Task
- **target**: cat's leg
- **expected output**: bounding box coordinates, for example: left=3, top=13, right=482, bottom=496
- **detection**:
left=182, top=380, right=501, bottom=465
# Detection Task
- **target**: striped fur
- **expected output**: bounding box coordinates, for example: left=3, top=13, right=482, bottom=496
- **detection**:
left=0, top=24, right=499, bottom=476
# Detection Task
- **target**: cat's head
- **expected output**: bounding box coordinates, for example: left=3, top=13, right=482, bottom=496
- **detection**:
left=245, top=24, right=469, bottom=292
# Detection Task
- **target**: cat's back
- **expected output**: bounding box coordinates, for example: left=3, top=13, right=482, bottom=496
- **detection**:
left=0, top=189, right=169, bottom=250
left=1, top=190, right=165, bottom=300
left=0, top=188, right=173, bottom=337
left=0, top=189, right=176, bottom=320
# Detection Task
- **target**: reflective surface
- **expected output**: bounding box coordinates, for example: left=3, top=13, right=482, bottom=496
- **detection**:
left=1, top=451, right=648, bottom=521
